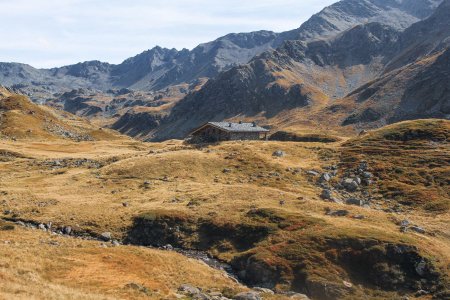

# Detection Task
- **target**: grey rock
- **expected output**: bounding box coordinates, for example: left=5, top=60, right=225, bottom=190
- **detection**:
left=63, top=226, right=72, bottom=235
left=359, top=161, right=368, bottom=171
left=327, top=209, right=350, bottom=217
left=272, top=150, right=285, bottom=157
left=410, top=225, right=426, bottom=234
left=100, top=232, right=112, bottom=241
left=252, top=287, right=274, bottom=295
left=38, top=224, right=46, bottom=231
left=234, top=291, right=261, bottom=300
left=306, top=170, right=319, bottom=176
left=163, top=244, right=174, bottom=250
left=320, top=189, right=332, bottom=200
left=346, top=198, right=363, bottom=206
left=320, top=173, right=332, bottom=182
left=362, top=172, right=373, bottom=179
left=16, top=221, right=26, bottom=227
left=415, top=259, right=427, bottom=276
left=179, top=284, right=201, bottom=296
left=415, top=290, right=429, bottom=296
left=111, top=240, right=120, bottom=247
left=289, top=293, right=310, bottom=299
left=400, top=219, right=411, bottom=227
left=330, top=197, right=343, bottom=204
left=342, top=178, right=359, bottom=192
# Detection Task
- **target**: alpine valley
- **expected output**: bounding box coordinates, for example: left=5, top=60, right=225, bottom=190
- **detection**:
left=0, top=1, right=449, bottom=299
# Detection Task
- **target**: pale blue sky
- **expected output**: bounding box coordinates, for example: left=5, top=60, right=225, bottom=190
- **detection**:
left=0, top=0, right=336, bottom=68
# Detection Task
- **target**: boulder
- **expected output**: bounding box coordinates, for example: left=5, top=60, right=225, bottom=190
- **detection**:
left=100, top=232, right=112, bottom=241
left=359, top=161, right=368, bottom=171
left=362, top=172, right=373, bottom=179
left=410, top=225, right=426, bottom=234
left=328, top=210, right=350, bottom=217
left=272, top=150, right=285, bottom=157
left=415, top=259, right=427, bottom=276
left=307, top=170, right=319, bottom=176
left=330, top=197, right=343, bottom=204
left=400, top=219, right=411, bottom=227
left=320, top=173, right=332, bottom=182
left=290, top=293, right=310, bottom=299
left=253, top=287, right=274, bottom=294
left=234, top=292, right=261, bottom=300
left=63, top=226, right=72, bottom=235
left=346, top=198, right=363, bottom=206
left=38, top=224, right=46, bottom=231
left=342, top=178, right=358, bottom=192
left=178, top=284, right=201, bottom=296
left=320, top=189, right=332, bottom=200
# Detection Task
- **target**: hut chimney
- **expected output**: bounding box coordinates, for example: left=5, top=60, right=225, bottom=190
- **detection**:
left=228, top=122, right=232, bottom=127
left=239, top=120, right=242, bottom=124
left=252, top=122, right=257, bottom=127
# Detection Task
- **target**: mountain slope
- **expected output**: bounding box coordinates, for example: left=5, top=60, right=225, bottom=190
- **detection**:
left=150, top=0, right=447, bottom=141
left=333, top=0, right=450, bottom=127
left=0, top=87, right=124, bottom=141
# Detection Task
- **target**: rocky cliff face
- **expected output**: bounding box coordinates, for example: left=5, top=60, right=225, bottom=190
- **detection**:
left=338, top=0, right=450, bottom=126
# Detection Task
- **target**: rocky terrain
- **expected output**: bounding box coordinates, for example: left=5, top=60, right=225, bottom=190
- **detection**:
left=0, top=89, right=449, bottom=299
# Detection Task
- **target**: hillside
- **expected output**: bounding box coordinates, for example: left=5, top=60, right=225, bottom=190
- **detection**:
left=0, top=87, right=125, bottom=141
left=0, top=119, right=448, bottom=299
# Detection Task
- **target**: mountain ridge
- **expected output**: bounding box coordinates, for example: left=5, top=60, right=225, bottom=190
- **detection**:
left=148, top=0, right=448, bottom=141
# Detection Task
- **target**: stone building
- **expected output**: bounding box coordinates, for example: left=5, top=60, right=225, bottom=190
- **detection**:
left=189, top=121, right=269, bottom=142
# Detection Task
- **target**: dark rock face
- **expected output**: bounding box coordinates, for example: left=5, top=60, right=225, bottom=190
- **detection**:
left=391, top=48, right=450, bottom=121
left=334, top=241, right=441, bottom=292
left=231, top=254, right=286, bottom=289
left=111, top=112, right=163, bottom=137
left=124, top=213, right=271, bottom=251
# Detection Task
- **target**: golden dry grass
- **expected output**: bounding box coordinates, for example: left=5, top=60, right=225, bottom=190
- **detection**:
left=0, top=117, right=448, bottom=299
left=0, top=222, right=245, bottom=300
